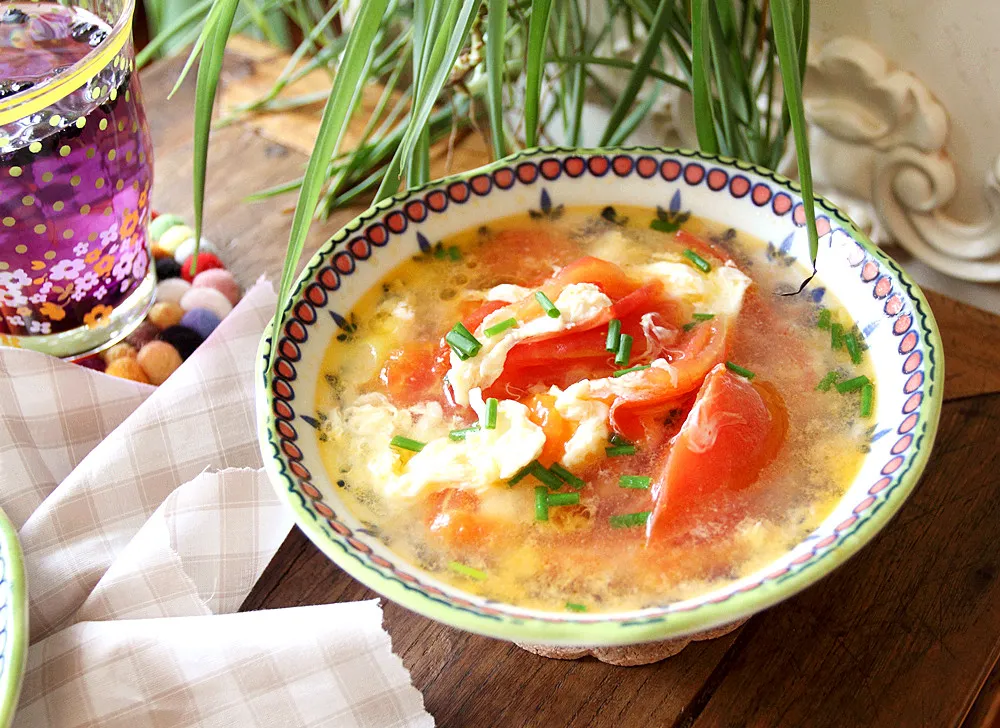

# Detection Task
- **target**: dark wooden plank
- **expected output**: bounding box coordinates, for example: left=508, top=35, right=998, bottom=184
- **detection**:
left=925, top=290, right=1000, bottom=401
left=686, top=394, right=1000, bottom=728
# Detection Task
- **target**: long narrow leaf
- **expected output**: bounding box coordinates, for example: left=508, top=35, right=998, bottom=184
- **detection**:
left=406, top=0, right=431, bottom=186
left=524, top=0, right=554, bottom=147
left=770, top=0, right=818, bottom=280
left=690, top=0, right=719, bottom=154
left=598, top=0, right=673, bottom=146
left=269, top=0, right=390, bottom=356
left=486, top=0, right=510, bottom=158
left=136, top=0, right=214, bottom=68
left=605, top=79, right=664, bottom=146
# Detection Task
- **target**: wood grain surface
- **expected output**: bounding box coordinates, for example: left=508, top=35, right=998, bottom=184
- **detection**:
left=143, top=44, right=1000, bottom=727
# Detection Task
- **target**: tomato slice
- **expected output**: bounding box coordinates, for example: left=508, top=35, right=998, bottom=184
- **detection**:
left=675, top=229, right=734, bottom=266
left=646, top=365, right=789, bottom=541
left=380, top=341, right=450, bottom=407
left=523, top=392, right=575, bottom=466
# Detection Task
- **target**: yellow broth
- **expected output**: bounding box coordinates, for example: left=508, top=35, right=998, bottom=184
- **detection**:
left=314, top=206, right=871, bottom=613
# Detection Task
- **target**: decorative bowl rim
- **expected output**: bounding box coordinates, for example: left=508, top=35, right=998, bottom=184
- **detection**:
left=255, top=145, right=944, bottom=647
left=0, top=506, right=27, bottom=728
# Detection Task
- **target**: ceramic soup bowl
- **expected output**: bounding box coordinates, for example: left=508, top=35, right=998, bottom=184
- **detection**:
left=255, top=147, right=943, bottom=647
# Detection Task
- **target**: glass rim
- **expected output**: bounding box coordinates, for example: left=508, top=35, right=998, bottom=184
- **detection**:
left=0, top=0, right=136, bottom=127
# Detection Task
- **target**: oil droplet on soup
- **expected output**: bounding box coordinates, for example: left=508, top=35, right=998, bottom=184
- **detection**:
left=313, top=206, right=872, bottom=613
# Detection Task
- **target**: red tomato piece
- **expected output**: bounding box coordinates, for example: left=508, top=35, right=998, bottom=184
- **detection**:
left=646, top=365, right=789, bottom=541
left=675, top=229, right=734, bottom=266
left=380, top=342, right=450, bottom=407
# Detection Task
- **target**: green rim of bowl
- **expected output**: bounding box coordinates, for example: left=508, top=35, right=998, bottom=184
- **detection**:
left=0, top=507, right=27, bottom=728
left=257, top=145, right=944, bottom=647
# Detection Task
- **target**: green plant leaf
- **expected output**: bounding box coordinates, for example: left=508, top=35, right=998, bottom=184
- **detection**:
left=598, top=0, right=673, bottom=146
left=524, top=0, right=554, bottom=147
left=135, top=0, right=214, bottom=68
left=486, top=0, right=510, bottom=158
left=690, top=0, right=719, bottom=155
left=770, top=0, right=818, bottom=281
left=268, top=0, right=390, bottom=358
left=190, top=0, right=241, bottom=272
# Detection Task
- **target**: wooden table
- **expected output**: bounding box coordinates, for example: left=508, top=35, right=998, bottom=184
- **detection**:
left=144, top=40, right=1000, bottom=727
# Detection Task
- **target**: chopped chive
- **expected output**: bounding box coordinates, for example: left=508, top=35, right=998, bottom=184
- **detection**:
left=725, top=361, right=756, bottom=380
left=484, top=317, right=517, bottom=337
left=565, top=602, right=587, bottom=612
left=817, top=309, right=831, bottom=330
left=860, top=382, right=875, bottom=417
left=831, top=322, right=844, bottom=350
left=606, top=444, right=637, bottom=457
left=609, top=433, right=632, bottom=446
left=530, top=461, right=564, bottom=490
left=845, top=333, right=863, bottom=365
left=816, top=371, right=840, bottom=392
left=485, top=398, right=498, bottom=429
left=615, top=334, right=633, bottom=366
left=693, top=313, right=715, bottom=321
left=535, top=291, right=561, bottom=318
left=508, top=461, right=534, bottom=486
left=619, top=475, right=651, bottom=489
left=390, top=436, right=425, bottom=452
left=452, top=321, right=477, bottom=341
left=434, top=245, right=446, bottom=259
left=449, top=425, right=480, bottom=441
left=609, top=510, right=652, bottom=528
left=683, top=322, right=698, bottom=332
left=534, top=486, right=549, bottom=521
left=683, top=249, right=712, bottom=273
left=546, top=492, right=581, bottom=507
left=550, top=462, right=585, bottom=489
left=448, top=245, right=462, bottom=261
left=605, top=318, right=622, bottom=352
left=613, top=364, right=651, bottom=378
left=446, top=322, right=482, bottom=360
left=448, top=561, right=487, bottom=581
left=836, top=374, right=870, bottom=394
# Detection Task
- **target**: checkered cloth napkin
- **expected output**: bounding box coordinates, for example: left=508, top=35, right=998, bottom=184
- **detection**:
left=0, top=279, right=433, bottom=728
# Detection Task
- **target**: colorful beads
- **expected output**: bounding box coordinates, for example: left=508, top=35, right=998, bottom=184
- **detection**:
left=180, top=251, right=225, bottom=282
left=148, top=213, right=185, bottom=241
left=157, top=224, right=194, bottom=254
left=179, top=307, right=221, bottom=339
left=105, top=356, right=151, bottom=384
left=158, top=325, right=204, bottom=360
left=172, top=236, right=219, bottom=264
left=180, top=287, right=232, bottom=319
left=147, top=301, right=184, bottom=329
left=75, top=355, right=106, bottom=372
left=191, top=268, right=240, bottom=305
left=102, top=341, right=136, bottom=363
left=154, top=257, right=182, bottom=280
left=126, top=320, right=160, bottom=350
left=136, top=340, right=182, bottom=385
left=155, top=278, right=191, bottom=305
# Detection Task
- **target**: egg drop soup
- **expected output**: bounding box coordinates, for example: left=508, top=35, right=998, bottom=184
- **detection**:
left=314, top=206, right=874, bottom=613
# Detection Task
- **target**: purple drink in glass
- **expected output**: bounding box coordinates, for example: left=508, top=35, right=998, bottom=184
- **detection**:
left=0, top=0, right=155, bottom=358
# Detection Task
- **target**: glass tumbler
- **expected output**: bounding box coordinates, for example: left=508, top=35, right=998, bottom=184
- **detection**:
left=0, top=0, right=155, bottom=358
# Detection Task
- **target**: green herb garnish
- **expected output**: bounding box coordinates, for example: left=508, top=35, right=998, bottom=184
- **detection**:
left=860, top=382, right=875, bottom=417
left=547, top=492, right=581, bottom=507
left=508, top=462, right=534, bottom=486
left=449, top=425, right=480, bottom=441
left=448, top=561, right=487, bottom=581
left=565, top=602, right=587, bottom=612
left=605, top=318, right=622, bottom=352
left=615, top=334, right=633, bottom=366
left=831, top=322, right=844, bottom=350
left=836, top=374, right=870, bottom=394
left=534, top=486, right=549, bottom=521
left=817, top=309, right=831, bottom=330
left=683, top=249, right=712, bottom=273
left=484, top=317, right=517, bottom=337
left=550, top=462, right=584, bottom=489
left=609, top=433, right=632, bottom=446
left=530, top=461, right=564, bottom=490
left=693, top=313, right=715, bottom=321
left=606, top=444, right=637, bottom=457
left=609, top=511, right=652, bottom=529
left=619, top=475, right=651, bottom=489
left=725, top=361, right=756, bottom=380
left=535, top=291, right=560, bottom=318
left=845, top=332, right=863, bottom=365
left=390, top=436, right=425, bottom=452
left=485, top=397, right=498, bottom=429
left=445, top=322, right=482, bottom=360
left=447, top=245, right=462, bottom=261
left=613, top=364, right=651, bottom=378
left=816, top=371, right=840, bottom=392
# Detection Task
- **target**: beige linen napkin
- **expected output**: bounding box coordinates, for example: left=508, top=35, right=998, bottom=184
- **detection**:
left=0, top=279, right=433, bottom=728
